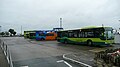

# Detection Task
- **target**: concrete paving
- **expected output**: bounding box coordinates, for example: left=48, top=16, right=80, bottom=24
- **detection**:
left=1, top=36, right=120, bottom=67
left=2, top=37, right=89, bottom=67
left=63, top=52, right=95, bottom=66
left=63, top=35, right=120, bottom=67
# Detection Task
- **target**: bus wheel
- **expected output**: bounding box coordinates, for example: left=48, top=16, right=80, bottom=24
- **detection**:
left=87, top=40, right=93, bottom=46
left=41, top=38, right=45, bottom=40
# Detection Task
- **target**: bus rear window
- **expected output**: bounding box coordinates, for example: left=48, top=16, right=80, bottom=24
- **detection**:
left=46, top=33, right=54, bottom=36
left=39, top=33, right=45, bottom=36
left=30, top=33, right=36, bottom=36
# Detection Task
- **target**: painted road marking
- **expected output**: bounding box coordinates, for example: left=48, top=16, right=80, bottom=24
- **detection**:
left=89, top=48, right=106, bottom=53
left=63, top=54, right=92, bottom=67
left=20, top=66, right=28, bottom=67
left=57, top=60, right=72, bottom=67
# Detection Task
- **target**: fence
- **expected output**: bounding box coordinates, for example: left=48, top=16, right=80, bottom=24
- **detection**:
left=0, top=39, right=13, bottom=67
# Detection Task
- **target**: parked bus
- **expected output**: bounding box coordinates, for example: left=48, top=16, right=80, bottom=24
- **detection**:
left=29, top=32, right=36, bottom=39
left=36, top=31, right=57, bottom=40
left=57, top=26, right=114, bottom=46
left=24, top=31, right=36, bottom=39
left=24, top=28, right=63, bottom=40
left=24, top=31, right=28, bottom=38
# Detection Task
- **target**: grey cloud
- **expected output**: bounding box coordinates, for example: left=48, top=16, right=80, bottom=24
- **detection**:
left=0, top=0, right=120, bottom=33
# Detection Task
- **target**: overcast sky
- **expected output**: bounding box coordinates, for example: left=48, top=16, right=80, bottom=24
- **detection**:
left=0, top=0, right=120, bottom=33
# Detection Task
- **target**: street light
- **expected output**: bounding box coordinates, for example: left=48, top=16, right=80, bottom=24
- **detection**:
left=0, top=26, right=1, bottom=33
left=119, top=20, right=120, bottom=29
left=0, top=26, right=1, bottom=36
left=118, top=20, right=120, bottom=34
left=21, top=25, right=22, bottom=35
left=60, top=18, right=62, bottom=28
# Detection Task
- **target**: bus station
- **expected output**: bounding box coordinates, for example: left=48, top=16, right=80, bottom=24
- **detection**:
left=20, top=26, right=120, bottom=67
left=0, top=0, right=120, bottom=67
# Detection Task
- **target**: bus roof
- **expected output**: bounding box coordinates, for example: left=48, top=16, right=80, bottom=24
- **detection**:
left=81, top=26, right=112, bottom=29
left=58, top=26, right=112, bottom=32
left=24, top=30, right=53, bottom=32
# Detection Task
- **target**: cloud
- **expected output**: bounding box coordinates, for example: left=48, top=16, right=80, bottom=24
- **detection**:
left=0, top=0, right=120, bottom=33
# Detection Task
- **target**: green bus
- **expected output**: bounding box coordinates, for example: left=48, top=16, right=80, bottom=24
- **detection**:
left=24, top=31, right=29, bottom=38
left=57, top=26, right=114, bottom=46
left=24, top=31, right=36, bottom=39
left=29, top=32, right=36, bottom=39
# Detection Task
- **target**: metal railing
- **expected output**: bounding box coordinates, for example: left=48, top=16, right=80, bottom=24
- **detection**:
left=0, top=39, right=13, bottom=67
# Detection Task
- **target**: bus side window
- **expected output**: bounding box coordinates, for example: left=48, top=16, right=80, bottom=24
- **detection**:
left=87, top=32, right=94, bottom=38
left=78, top=32, right=81, bottom=38
left=94, top=31, right=100, bottom=37
left=82, top=32, right=85, bottom=38
left=71, top=34, right=74, bottom=38
left=78, top=32, right=84, bottom=38
left=39, top=33, right=45, bottom=36
left=85, top=32, right=87, bottom=37
left=69, top=33, right=73, bottom=38
left=46, top=33, right=54, bottom=36
left=65, top=32, right=68, bottom=37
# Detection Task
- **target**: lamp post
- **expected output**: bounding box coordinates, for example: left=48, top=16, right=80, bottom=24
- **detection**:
left=0, top=26, right=1, bottom=33
left=102, top=24, right=104, bottom=27
left=118, top=20, right=120, bottom=34
left=0, top=26, right=1, bottom=36
left=21, top=25, right=22, bottom=35
left=118, top=20, right=120, bottom=29
left=60, top=18, right=62, bottom=28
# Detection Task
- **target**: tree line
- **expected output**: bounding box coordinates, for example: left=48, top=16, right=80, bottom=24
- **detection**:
left=0, top=29, right=16, bottom=36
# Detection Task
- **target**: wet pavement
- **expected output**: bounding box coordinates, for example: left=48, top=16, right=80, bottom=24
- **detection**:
left=63, top=35, right=120, bottom=67
left=13, top=56, right=80, bottom=67
left=63, top=52, right=95, bottom=66
left=2, top=37, right=93, bottom=67
left=1, top=35, right=120, bottom=67
left=0, top=42, right=9, bottom=67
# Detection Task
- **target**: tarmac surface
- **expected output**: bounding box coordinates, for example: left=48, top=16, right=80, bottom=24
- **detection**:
left=0, top=42, right=9, bottom=67
left=1, top=37, right=97, bottom=67
left=63, top=34, right=120, bottom=67
left=0, top=35, right=120, bottom=67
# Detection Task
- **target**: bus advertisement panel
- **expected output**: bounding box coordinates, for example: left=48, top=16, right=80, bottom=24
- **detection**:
left=24, top=28, right=63, bottom=40
left=36, top=31, right=57, bottom=41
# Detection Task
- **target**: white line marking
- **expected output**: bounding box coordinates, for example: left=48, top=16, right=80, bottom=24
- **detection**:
left=57, top=60, right=72, bottom=67
left=63, top=54, right=92, bottom=67
left=9, top=50, right=14, bottom=67
left=20, top=66, right=28, bottom=67
left=64, top=61, right=72, bottom=67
